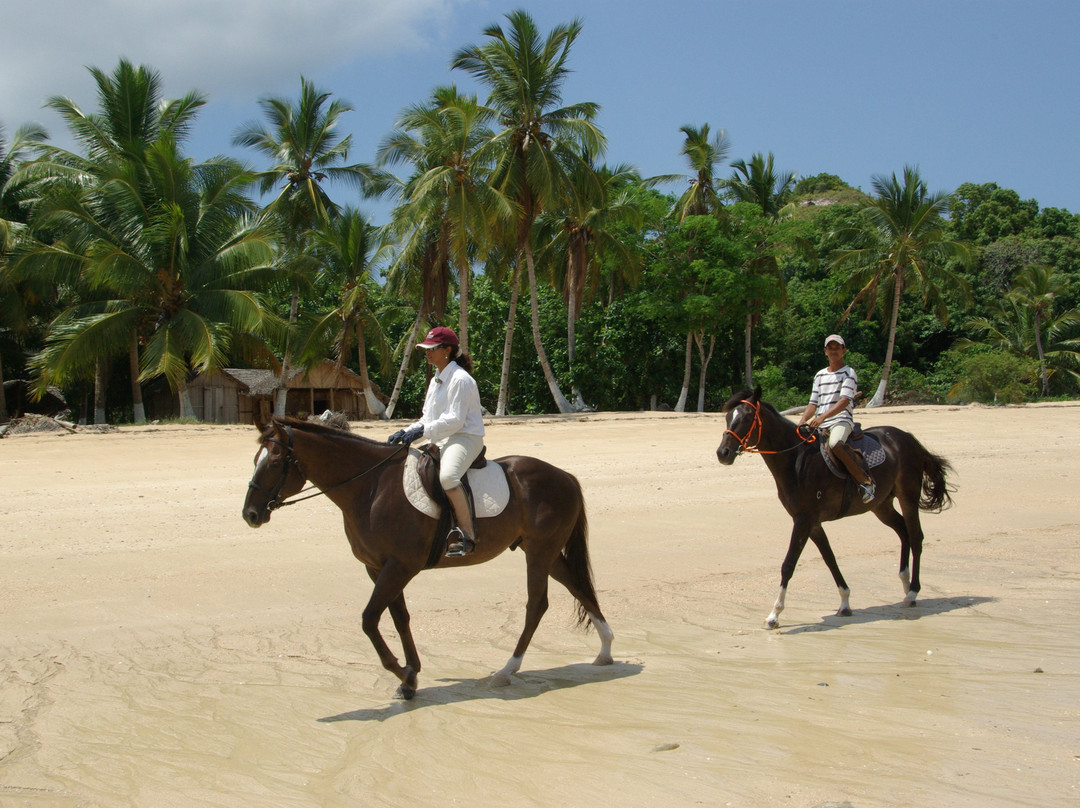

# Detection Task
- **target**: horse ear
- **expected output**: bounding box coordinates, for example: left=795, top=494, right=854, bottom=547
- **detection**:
left=253, top=412, right=266, bottom=432
left=753, top=384, right=762, bottom=401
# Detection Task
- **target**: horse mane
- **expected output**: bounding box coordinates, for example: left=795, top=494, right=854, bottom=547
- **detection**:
left=722, top=389, right=791, bottom=427
left=259, top=416, right=391, bottom=449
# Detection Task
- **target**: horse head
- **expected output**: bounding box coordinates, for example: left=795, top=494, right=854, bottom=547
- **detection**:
left=716, top=387, right=763, bottom=465
left=242, top=418, right=307, bottom=527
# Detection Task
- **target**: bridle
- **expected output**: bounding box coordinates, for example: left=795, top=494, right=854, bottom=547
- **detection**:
left=248, top=424, right=407, bottom=511
left=723, top=398, right=818, bottom=456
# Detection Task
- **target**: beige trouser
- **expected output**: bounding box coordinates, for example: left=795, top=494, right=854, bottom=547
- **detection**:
left=438, top=432, right=484, bottom=539
left=825, top=421, right=871, bottom=485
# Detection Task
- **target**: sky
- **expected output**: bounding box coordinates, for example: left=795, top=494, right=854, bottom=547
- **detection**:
left=4, top=0, right=1079, bottom=225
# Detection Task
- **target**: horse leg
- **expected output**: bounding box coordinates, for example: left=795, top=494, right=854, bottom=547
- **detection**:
left=362, top=558, right=420, bottom=699
left=366, top=566, right=421, bottom=675
left=808, top=525, right=852, bottom=617
left=872, top=505, right=918, bottom=604
left=766, top=523, right=811, bottom=629
left=895, top=499, right=926, bottom=606
left=492, top=558, right=551, bottom=686
left=549, top=555, right=614, bottom=666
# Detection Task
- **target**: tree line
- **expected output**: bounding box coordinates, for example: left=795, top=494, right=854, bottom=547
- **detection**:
left=2, top=9, right=1079, bottom=424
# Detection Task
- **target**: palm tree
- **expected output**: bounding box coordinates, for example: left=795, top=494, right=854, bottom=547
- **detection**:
left=377, top=85, right=511, bottom=356
left=299, top=208, right=392, bottom=418
left=673, top=123, right=730, bottom=220
left=965, top=264, right=1080, bottom=396
left=724, top=152, right=796, bottom=386
left=15, top=60, right=207, bottom=422
left=25, top=140, right=277, bottom=419
left=1, top=121, right=49, bottom=421
left=831, top=166, right=971, bottom=407
left=537, top=161, right=646, bottom=407
left=452, top=8, right=605, bottom=414
left=233, top=77, right=374, bottom=416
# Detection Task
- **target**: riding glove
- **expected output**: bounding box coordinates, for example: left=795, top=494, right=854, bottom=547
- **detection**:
left=388, top=426, right=424, bottom=445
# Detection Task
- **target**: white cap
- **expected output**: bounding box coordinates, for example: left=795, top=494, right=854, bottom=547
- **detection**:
left=824, top=334, right=846, bottom=348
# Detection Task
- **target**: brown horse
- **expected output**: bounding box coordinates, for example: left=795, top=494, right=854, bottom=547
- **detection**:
left=242, top=417, right=614, bottom=699
left=716, top=388, right=953, bottom=628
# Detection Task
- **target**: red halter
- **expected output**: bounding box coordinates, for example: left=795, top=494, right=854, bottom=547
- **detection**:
left=724, top=398, right=818, bottom=455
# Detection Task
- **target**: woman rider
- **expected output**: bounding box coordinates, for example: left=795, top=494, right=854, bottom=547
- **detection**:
left=387, top=326, right=485, bottom=557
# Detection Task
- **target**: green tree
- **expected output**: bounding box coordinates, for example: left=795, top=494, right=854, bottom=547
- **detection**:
left=25, top=137, right=276, bottom=419
left=724, top=153, right=797, bottom=385
left=964, top=264, right=1080, bottom=395
left=234, top=77, right=373, bottom=416
left=831, top=167, right=972, bottom=407
left=673, top=123, right=730, bottom=221
left=17, top=60, right=208, bottom=422
left=377, top=85, right=510, bottom=358
left=452, top=8, right=605, bottom=414
left=0, top=121, right=49, bottom=422
left=299, top=207, right=391, bottom=417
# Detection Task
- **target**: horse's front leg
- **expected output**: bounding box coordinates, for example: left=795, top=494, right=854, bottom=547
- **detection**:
left=362, top=559, right=420, bottom=699
left=767, top=521, right=811, bottom=629
left=366, top=565, right=421, bottom=674
left=808, top=525, right=852, bottom=617
left=493, top=556, right=551, bottom=686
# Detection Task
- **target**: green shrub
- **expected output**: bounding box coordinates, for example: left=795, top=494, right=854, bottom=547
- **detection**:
left=947, top=349, right=1039, bottom=404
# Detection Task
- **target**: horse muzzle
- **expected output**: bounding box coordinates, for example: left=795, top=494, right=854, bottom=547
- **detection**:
left=716, top=443, right=739, bottom=465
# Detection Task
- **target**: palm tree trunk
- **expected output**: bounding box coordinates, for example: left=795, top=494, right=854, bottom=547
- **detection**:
left=275, top=286, right=300, bottom=417
left=868, top=272, right=903, bottom=408
left=674, top=331, right=692, bottom=412
left=696, top=332, right=715, bottom=413
left=385, top=312, right=425, bottom=420
left=525, top=243, right=573, bottom=414
left=0, top=351, right=8, bottom=423
left=129, top=332, right=146, bottom=424
left=496, top=261, right=523, bottom=417
left=1034, top=315, right=1049, bottom=396
left=744, top=312, right=754, bottom=388
left=178, top=383, right=196, bottom=419
left=354, top=324, right=386, bottom=419
left=94, top=358, right=108, bottom=424
left=458, top=258, right=470, bottom=355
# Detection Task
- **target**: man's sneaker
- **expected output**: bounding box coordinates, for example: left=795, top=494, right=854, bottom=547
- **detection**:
left=859, top=481, right=876, bottom=504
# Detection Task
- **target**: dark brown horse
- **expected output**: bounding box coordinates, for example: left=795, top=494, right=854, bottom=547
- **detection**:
left=716, top=388, right=953, bottom=628
left=242, top=417, right=614, bottom=699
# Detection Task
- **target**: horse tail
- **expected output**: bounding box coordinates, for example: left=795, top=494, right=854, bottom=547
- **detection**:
left=562, top=478, right=597, bottom=629
left=918, top=441, right=954, bottom=513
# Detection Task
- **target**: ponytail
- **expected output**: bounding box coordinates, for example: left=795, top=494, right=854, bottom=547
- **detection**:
left=449, top=347, right=474, bottom=374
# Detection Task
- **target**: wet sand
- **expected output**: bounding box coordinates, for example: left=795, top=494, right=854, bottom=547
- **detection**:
left=1, top=404, right=1078, bottom=807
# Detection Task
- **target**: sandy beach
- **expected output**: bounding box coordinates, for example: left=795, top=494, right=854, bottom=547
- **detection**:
left=1, top=403, right=1078, bottom=807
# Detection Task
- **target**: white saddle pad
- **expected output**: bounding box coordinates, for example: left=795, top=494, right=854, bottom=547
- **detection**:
left=403, top=447, right=511, bottom=519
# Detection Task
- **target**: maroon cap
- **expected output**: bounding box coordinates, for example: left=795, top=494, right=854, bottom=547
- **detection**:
left=416, top=326, right=459, bottom=349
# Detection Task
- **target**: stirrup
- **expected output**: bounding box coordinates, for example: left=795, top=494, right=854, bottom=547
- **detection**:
left=445, top=527, right=475, bottom=558
left=859, top=481, right=876, bottom=504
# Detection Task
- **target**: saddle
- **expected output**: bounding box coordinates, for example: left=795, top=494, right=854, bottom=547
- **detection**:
left=415, top=444, right=486, bottom=567
left=819, top=423, right=886, bottom=479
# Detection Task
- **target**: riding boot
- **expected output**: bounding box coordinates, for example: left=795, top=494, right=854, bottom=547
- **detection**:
left=443, top=484, right=476, bottom=557
left=831, top=441, right=876, bottom=503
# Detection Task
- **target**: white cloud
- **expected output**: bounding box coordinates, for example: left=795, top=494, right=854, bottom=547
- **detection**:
left=1, top=0, right=458, bottom=133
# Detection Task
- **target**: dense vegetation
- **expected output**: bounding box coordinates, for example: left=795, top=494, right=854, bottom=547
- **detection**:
left=2, top=10, right=1079, bottom=424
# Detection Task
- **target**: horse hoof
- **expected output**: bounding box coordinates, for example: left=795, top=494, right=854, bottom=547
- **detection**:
left=394, top=685, right=416, bottom=700
left=838, top=607, right=853, bottom=617
left=764, top=618, right=780, bottom=630
left=593, top=653, right=614, bottom=666
left=903, top=595, right=918, bottom=607
left=491, top=671, right=513, bottom=687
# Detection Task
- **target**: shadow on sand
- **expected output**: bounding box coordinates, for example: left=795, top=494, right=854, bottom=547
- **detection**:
left=780, top=595, right=996, bottom=635
left=318, top=660, right=643, bottom=723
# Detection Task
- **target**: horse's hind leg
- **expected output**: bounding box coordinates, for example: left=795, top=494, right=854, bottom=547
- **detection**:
left=873, top=504, right=919, bottom=605
left=549, top=555, right=614, bottom=666
left=808, top=525, right=853, bottom=618
left=363, top=560, right=420, bottom=699
left=492, top=558, right=551, bottom=686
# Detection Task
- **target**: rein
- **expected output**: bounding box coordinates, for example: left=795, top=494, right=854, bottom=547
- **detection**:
left=250, top=425, right=408, bottom=511
left=724, top=398, right=818, bottom=456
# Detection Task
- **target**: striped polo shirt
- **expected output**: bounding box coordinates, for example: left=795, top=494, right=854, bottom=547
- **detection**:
left=809, top=364, right=858, bottom=428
